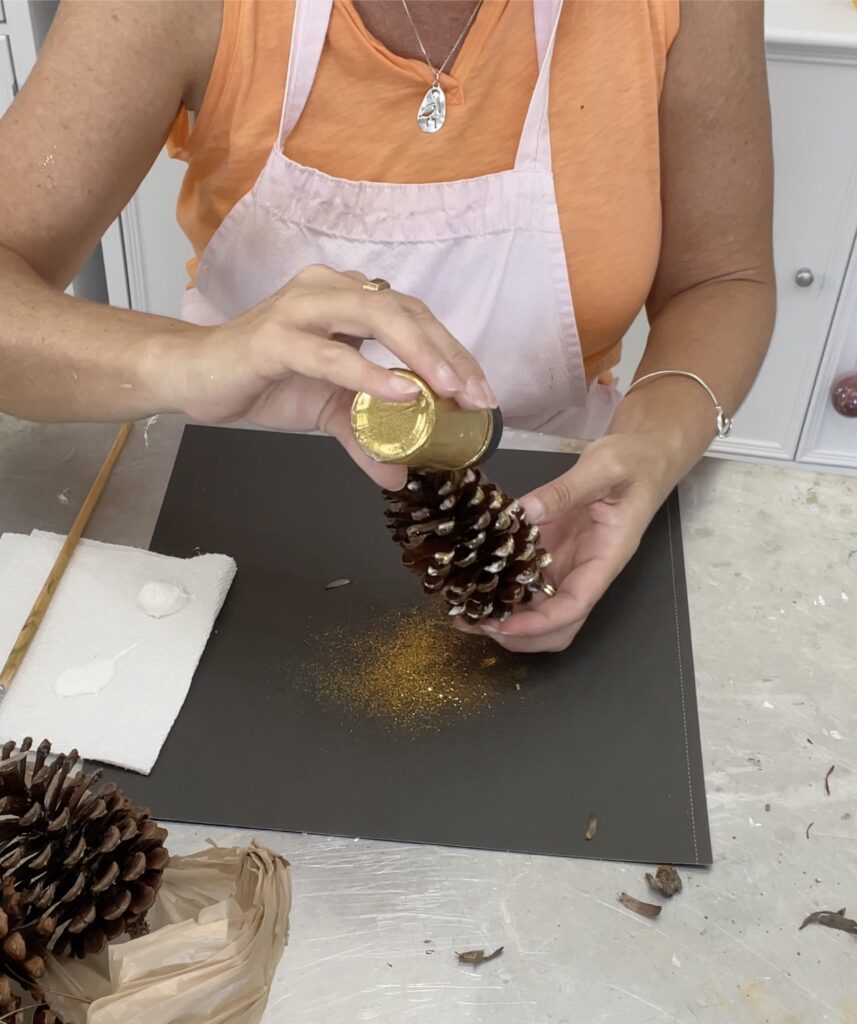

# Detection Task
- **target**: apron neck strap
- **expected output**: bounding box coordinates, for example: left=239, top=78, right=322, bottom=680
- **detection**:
left=514, top=0, right=564, bottom=173
left=278, top=0, right=334, bottom=146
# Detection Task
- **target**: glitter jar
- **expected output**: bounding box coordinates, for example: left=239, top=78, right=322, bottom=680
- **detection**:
left=351, top=370, right=503, bottom=470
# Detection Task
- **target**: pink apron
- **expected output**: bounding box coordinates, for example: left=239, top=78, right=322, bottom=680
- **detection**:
left=182, top=0, right=621, bottom=439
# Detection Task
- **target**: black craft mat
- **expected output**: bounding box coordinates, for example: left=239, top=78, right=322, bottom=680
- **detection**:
left=104, top=426, right=712, bottom=866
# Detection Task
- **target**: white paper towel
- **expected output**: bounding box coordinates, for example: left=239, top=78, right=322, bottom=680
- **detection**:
left=0, top=531, right=236, bottom=774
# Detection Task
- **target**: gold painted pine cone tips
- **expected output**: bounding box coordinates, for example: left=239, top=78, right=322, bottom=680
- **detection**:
left=384, top=468, right=554, bottom=622
left=0, top=738, right=169, bottom=1019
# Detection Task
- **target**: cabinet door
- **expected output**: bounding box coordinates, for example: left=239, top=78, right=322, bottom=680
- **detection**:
left=709, top=55, right=857, bottom=461
left=0, top=35, right=15, bottom=115
left=797, top=244, right=857, bottom=470
left=120, top=150, right=192, bottom=317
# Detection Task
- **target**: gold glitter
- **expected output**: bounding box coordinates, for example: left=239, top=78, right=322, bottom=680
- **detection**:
left=351, top=372, right=436, bottom=464
left=306, top=606, right=531, bottom=732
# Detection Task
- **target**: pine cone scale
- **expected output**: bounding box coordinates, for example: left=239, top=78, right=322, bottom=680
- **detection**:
left=67, top=905, right=96, bottom=933
left=0, top=754, right=28, bottom=793
left=91, top=861, right=120, bottom=893
left=62, top=836, right=85, bottom=868
left=101, top=889, right=132, bottom=922
left=23, top=955, right=45, bottom=979
left=145, top=847, right=170, bottom=871
left=33, top=884, right=57, bottom=911
left=129, top=884, right=156, bottom=916
left=3, top=932, right=26, bottom=962
left=121, top=851, right=146, bottom=882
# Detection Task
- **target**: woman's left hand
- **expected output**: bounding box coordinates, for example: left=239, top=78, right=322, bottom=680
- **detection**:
left=455, top=430, right=683, bottom=653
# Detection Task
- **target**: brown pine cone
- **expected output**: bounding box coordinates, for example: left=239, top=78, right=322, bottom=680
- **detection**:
left=0, top=739, right=169, bottom=962
left=384, top=468, right=553, bottom=622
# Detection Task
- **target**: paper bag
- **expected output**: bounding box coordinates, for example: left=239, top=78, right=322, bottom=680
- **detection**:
left=41, top=842, right=290, bottom=1023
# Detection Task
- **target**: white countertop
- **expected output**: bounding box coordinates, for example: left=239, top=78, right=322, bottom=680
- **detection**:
left=765, top=0, right=857, bottom=50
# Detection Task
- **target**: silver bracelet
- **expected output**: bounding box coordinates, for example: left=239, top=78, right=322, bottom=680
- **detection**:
left=624, top=371, right=733, bottom=439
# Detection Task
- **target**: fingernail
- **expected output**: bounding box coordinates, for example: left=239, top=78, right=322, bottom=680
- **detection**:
left=390, top=375, right=421, bottom=396
left=519, top=496, right=545, bottom=524
left=465, top=378, right=490, bottom=408
left=435, top=362, right=463, bottom=393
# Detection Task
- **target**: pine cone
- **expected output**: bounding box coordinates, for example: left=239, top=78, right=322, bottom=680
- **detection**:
left=0, top=877, right=61, bottom=1023
left=0, top=738, right=169, bottom=970
left=384, top=468, right=553, bottom=622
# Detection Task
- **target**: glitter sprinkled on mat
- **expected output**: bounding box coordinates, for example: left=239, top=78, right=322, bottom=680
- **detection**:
left=306, top=606, right=531, bottom=732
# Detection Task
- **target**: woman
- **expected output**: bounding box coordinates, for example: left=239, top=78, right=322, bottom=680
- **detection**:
left=0, top=0, right=774, bottom=652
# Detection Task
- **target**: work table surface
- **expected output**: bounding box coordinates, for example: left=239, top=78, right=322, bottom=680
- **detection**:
left=1, top=415, right=855, bottom=1023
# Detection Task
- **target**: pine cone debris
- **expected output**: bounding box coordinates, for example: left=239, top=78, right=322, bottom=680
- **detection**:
left=384, top=468, right=554, bottom=622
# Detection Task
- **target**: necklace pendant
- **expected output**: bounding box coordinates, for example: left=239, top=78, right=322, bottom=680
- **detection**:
left=417, top=83, right=446, bottom=134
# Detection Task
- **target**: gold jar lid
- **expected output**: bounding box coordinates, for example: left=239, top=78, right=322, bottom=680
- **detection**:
left=351, top=371, right=436, bottom=465
left=351, top=370, right=502, bottom=471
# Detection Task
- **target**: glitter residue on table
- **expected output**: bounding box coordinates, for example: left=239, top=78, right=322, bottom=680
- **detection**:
left=306, top=605, right=535, bottom=732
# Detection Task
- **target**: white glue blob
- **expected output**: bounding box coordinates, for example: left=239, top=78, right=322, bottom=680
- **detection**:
left=54, top=645, right=135, bottom=699
left=137, top=580, right=190, bottom=619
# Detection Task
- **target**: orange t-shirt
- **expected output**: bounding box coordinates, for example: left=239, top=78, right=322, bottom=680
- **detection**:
left=169, top=0, right=679, bottom=380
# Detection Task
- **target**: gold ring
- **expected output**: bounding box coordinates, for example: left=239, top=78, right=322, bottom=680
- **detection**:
left=362, top=278, right=391, bottom=292
left=541, top=582, right=557, bottom=598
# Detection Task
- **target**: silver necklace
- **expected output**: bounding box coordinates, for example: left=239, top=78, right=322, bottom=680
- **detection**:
left=401, top=0, right=482, bottom=133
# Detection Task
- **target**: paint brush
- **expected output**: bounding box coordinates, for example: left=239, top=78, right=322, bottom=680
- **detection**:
left=0, top=421, right=133, bottom=703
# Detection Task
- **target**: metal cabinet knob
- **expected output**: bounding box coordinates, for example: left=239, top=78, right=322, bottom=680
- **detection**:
left=831, top=374, right=857, bottom=418
left=795, top=268, right=814, bottom=287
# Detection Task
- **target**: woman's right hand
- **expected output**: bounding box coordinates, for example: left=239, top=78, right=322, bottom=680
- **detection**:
left=0, top=7, right=491, bottom=448
left=161, top=265, right=495, bottom=488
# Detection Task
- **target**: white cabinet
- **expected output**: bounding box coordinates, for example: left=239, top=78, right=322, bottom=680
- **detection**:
left=797, top=245, right=857, bottom=468
left=0, top=35, right=14, bottom=114
left=114, top=151, right=191, bottom=317
left=715, top=47, right=857, bottom=463
left=618, top=6, right=857, bottom=473
left=1, top=1, right=37, bottom=83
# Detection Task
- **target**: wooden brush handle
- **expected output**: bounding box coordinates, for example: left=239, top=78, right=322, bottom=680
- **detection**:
left=0, top=422, right=134, bottom=695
